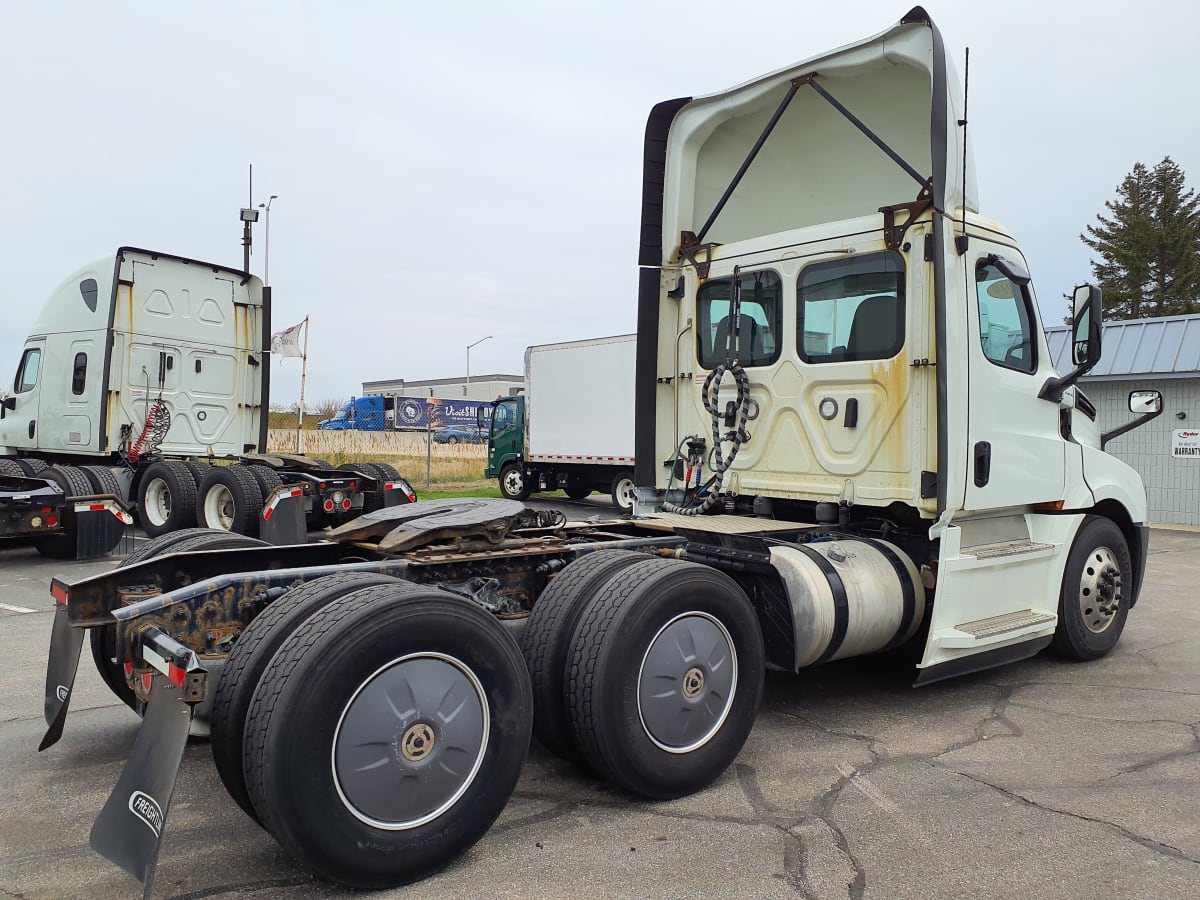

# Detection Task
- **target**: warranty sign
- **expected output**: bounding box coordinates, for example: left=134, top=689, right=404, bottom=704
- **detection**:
left=1172, top=430, right=1200, bottom=458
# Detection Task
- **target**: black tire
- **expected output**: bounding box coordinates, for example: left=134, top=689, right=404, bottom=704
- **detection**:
left=181, top=459, right=212, bottom=489
left=0, top=458, right=24, bottom=477
left=137, top=461, right=198, bottom=537
left=499, top=462, right=530, bottom=501
left=242, top=584, right=533, bottom=889
left=196, top=465, right=265, bottom=535
left=610, top=469, right=636, bottom=514
left=309, top=458, right=333, bottom=468
left=244, top=464, right=285, bottom=501
left=34, top=466, right=93, bottom=560
left=91, top=529, right=268, bottom=712
left=14, top=458, right=48, bottom=475
left=1050, top=516, right=1132, bottom=661
left=522, top=550, right=648, bottom=761
left=212, top=571, right=402, bottom=824
left=370, top=461, right=401, bottom=481
left=349, top=463, right=387, bottom=513
left=41, top=464, right=93, bottom=499
left=78, top=464, right=122, bottom=498
left=564, top=476, right=591, bottom=501
left=565, top=557, right=764, bottom=800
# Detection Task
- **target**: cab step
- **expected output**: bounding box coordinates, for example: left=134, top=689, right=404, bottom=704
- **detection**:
left=936, top=609, right=1057, bottom=649
left=961, top=539, right=1055, bottom=560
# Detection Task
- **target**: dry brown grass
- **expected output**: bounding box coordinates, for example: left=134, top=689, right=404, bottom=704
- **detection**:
left=266, top=429, right=491, bottom=490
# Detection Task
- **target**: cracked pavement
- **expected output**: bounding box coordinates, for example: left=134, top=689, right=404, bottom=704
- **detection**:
left=1, top=526, right=1198, bottom=899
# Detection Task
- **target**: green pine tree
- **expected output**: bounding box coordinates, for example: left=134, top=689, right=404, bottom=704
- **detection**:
left=1081, top=157, right=1200, bottom=320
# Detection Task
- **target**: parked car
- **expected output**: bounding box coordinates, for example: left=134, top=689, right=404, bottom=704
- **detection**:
left=432, top=424, right=484, bottom=444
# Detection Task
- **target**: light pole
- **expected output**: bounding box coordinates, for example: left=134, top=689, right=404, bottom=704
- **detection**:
left=257, top=194, right=278, bottom=285
left=465, top=335, right=493, bottom=397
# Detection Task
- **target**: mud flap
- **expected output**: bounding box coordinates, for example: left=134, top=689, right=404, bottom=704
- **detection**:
left=39, top=603, right=84, bottom=750
left=259, top=484, right=307, bottom=546
left=90, top=672, right=192, bottom=900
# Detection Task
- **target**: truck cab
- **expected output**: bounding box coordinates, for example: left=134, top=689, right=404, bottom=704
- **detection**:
left=634, top=6, right=1158, bottom=678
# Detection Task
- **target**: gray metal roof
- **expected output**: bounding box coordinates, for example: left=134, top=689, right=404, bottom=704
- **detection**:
left=1045, top=313, right=1200, bottom=379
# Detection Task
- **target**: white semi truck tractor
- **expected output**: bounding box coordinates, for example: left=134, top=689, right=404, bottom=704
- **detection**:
left=0, top=248, right=414, bottom=537
left=40, top=7, right=1161, bottom=895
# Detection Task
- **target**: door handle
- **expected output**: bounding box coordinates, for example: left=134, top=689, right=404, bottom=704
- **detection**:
left=973, top=441, right=991, bottom=487
left=28, top=419, right=36, bottom=440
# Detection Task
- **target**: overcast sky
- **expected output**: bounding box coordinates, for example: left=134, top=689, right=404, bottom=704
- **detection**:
left=3, top=1, right=1198, bottom=408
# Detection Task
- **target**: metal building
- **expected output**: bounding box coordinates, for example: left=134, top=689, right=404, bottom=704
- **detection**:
left=1047, top=313, right=1200, bottom=526
left=361, top=375, right=523, bottom=404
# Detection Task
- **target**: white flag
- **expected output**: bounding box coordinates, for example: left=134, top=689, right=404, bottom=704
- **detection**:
left=271, top=319, right=306, bottom=360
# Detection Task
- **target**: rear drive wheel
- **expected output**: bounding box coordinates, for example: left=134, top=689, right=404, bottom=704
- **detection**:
left=566, top=557, right=764, bottom=799
left=90, top=529, right=268, bottom=712
left=610, top=469, right=636, bottom=514
left=522, top=550, right=648, bottom=761
left=212, top=571, right=402, bottom=824
left=14, top=458, right=48, bottom=476
left=1050, top=516, right=1132, bottom=661
left=242, top=584, right=532, bottom=888
left=563, top=476, right=591, bottom=501
left=78, top=465, right=123, bottom=499
left=499, top=463, right=530, bottom=501
left=34, top=466, right=96, bottom=559
left=137, top=461, right=198, bottom=537
left=244, top=464, right=285, bottom=501
left=196, top=465, right=265, bottom=535
left=0, top=458, right=24, bottom=477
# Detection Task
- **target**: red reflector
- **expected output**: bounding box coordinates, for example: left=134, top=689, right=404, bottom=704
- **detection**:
left=142, top=673, right=153, bottom=693
left=89, top=503, right=105, bottom=511
left=324, top=500, right=334, bottom=512
left=124, top=662, right=133, bottom=676
left=168, top=663, right=186, bottom=687
left=342, top=499, right=352, bottom=510
left=320, top=482, right=326, bottom=489
left=350, top=481, right=357, bottom=489
left=46, top=515, right=58, bottom=527
left=407, top=491, right=417, bottom=502
left=263, top=507, right=274, bottom=521
left=50, top=583, right=68, bottom=604
left=41, top=506, right=53, bottom=513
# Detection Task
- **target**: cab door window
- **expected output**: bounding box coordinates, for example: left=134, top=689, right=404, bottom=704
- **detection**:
left=975, top=260, right=1036, bottom=373
left=797, top=251, right=905, bottom=363
left=14, top=348, right=41, bottom=393
left=697, top=270, right=782, bottom=368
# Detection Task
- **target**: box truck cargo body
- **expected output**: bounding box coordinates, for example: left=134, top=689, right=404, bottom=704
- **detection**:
left=485, top=334, right=637, bottom=510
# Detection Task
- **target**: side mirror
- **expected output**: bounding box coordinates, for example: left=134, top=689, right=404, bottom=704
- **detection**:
left=476, top=407, right=489, bottom=428
left=0, top=395, right=14, bottom=411
left=1040, top=283, right=1104, bottom=403
left=1101, top=388, right=1165, bottom=449
left=1129, top=390, right=1162, bottom=415
left=1071, top=284, right=1102, bottom=367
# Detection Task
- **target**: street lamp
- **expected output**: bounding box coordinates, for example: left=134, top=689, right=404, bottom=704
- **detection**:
left=257, top=194, right=278, bottom=285
left=465, top=335, right=493, bottom=397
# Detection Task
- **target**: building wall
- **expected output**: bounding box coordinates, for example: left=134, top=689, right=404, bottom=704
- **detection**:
left=1085, top=377, right=1200, bottom=525
left=362, top=378, right=522, bottom=403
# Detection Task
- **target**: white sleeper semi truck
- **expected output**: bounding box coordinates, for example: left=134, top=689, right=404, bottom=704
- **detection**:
left=485, top=334, right=638, bottom=511
left=0, top=248, right=414, bottom=537
left=40, top=7, right=1161, bottom=895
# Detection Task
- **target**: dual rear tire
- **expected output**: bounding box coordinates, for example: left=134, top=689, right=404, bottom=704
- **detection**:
left=216, top=577, right=532, bottom=889
left=523, top=552, right=765, bottom=799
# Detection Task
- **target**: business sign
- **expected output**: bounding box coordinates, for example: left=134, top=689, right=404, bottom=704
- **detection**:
left=1172, top=430, right=1200, bottom=458
left=394, top=397, right=492, bottom=429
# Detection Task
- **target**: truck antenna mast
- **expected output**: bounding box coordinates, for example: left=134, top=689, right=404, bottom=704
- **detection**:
left=955, top=48, right=970, bottom=255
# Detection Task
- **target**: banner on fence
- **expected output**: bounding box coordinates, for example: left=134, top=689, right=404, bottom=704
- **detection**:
left=394, top=397, right=493, bottom=430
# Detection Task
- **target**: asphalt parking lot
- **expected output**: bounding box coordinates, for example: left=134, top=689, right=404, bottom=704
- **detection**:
left=1, top=520, right=1198, bottom=899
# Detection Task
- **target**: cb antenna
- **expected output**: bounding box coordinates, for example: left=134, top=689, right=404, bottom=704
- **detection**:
left=955, top=47, right=970, bottom=255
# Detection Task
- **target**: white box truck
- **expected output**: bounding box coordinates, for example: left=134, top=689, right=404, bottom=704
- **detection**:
left=484, top=334, right=637, bottom=511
